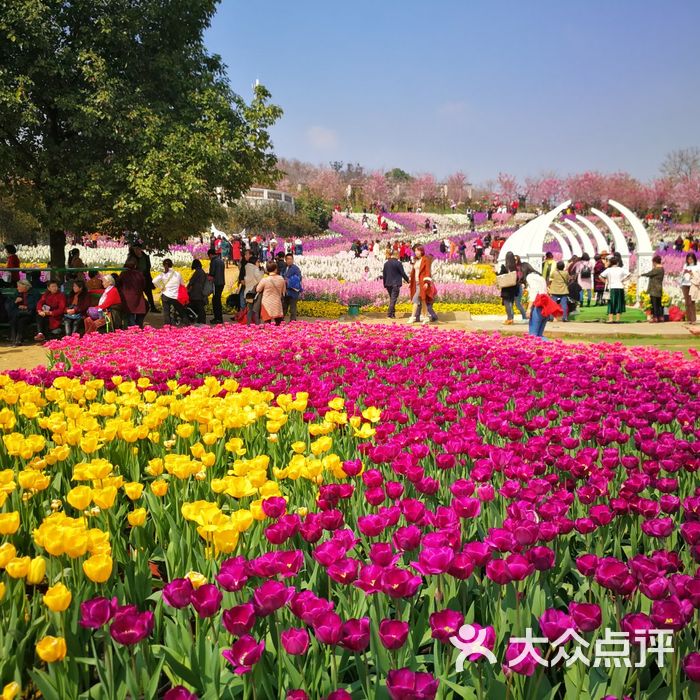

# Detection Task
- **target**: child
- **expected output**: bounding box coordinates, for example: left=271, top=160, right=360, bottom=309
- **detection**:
left=641, top=255, right=665, bottom=323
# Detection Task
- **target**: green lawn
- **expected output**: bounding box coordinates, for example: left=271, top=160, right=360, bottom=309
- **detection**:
left=560, top=335, right=697, bottom=356
left=571, top=305, right=647, bottom=323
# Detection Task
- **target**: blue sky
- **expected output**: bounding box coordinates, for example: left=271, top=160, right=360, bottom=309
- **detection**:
left=205, top=0, right=700, bottom=183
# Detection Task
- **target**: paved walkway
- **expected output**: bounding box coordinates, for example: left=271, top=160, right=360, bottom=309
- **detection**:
left=356, top=313, right=699, bottom=338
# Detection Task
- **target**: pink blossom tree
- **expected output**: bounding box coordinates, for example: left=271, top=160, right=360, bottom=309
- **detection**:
left=407, top=174, right=437, bottom=207
left=497, top=172, right=519, bottom=202
left=308, top=168, right=345, bottom=203
left=445, top=171, right=468, bottom=203
left=364, top=171, right=390, bottom=206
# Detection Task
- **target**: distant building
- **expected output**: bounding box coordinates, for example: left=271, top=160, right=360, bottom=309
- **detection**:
left=242, top=187, right=295, bottom=214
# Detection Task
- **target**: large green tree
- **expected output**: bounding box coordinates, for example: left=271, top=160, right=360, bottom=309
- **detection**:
left=0, top=0, right=282, bottom=267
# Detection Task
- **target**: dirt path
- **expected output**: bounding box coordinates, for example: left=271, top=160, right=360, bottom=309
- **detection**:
left=0, top=345, right=49, bottom=373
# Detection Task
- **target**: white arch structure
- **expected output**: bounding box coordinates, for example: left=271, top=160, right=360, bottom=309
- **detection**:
left=548, top=229, right=572, bottom=260
left=575, top=215, right=608, bottom=253
left=560, top=219, right=596, bottom=258
left=553, top=223, right=583, bottom=258
left=499, top=200, right=571, bottom=272
left=499, top=200, right=654, bottom=296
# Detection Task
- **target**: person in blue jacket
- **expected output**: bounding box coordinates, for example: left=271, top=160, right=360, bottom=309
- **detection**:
left=282, top=253, right=302, bottom=322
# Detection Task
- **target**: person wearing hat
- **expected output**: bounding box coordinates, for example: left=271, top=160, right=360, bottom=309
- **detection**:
left=6, top=279, right=41, bottom=346
left=593, top=252, right=608, bottom=306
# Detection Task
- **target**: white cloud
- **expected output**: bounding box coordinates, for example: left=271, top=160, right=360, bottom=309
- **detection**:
left=306, top=125, right=339, bottom=151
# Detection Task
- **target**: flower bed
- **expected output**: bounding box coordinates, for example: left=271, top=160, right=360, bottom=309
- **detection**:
left=1, top=324, right=699, bottom=698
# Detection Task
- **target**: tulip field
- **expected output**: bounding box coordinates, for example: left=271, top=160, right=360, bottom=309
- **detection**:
left=0, top=322, right=699, bottom=699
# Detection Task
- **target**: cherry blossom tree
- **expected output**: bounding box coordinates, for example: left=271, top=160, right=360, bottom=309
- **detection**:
left=445, top=171, right=468, bottom=203
left=407, top=174, right=437, bottom=206
left=497, top=172, right=519, bottom=202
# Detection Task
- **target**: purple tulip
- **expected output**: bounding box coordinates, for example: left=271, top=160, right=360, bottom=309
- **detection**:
left=569, top=602, right=602, bottom=632
left=216, top=557, right=248, bottom=592
left=683, top=653, right=700, bottom=682
left=79, top=596, right=118, bottom=629
left=221, top=635, right=265, bottom=675
left=380, top=567, right=422, bottom=599
left=222, top=604, right=256, bottom=636
left=429, top=609, right=464, bottom=643
left=286, top=691, right=309, bottom=700
left=164, top=687, right=198, bottom=700
left=386, top=668, right=439, bottom=700
left=314, top=612, right=343, bottom=645
left=262, top=496, right=287, bottom=518
left=411, top=547, right=454, bottom=576
left=379, top=619, right=410, bottom=650
left=539, top=609, right=574, bottom=642
left=109, top=607, right=154, bottom=645
left=280, top=627, right=310, bottom=655
left=504, top=641, right=539, bottom=676
left=252, top=581, right=295, bottom=616
left=191, top=584, right=223, bottom=618
left=163, top=578, right=194, bottom=609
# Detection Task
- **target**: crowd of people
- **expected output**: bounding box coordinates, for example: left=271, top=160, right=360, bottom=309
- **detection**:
left=498, top=249, right=700, bottom=336
left=0, top=239, right=304, bottom=345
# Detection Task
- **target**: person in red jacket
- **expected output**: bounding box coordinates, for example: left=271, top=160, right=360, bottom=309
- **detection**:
left=34, top=280, right=67, bottom=341
left=3, top=244, right=20, bottom=285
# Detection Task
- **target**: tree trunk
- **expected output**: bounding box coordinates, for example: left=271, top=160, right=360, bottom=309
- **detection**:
left=49, top=229, right=66, bottom=278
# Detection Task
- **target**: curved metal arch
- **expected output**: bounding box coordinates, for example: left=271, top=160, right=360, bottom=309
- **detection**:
left=608, top=199, right=654, bottom=284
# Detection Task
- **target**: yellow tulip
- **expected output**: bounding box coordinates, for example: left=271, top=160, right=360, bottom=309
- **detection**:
left=1, top=681, right=20, bottom=700
left=361, top=406, right=382, bottom=423
left=63, top=530, right=89, bottom=558
left=310, top=436, right=333, bottom=456
left=176, top=424, right=194, bottom=439
left=35, top=636, right=67, bottom=663
left=127, top=508, right=147, bottom=527
left=26, top=556, right=47, bottom=585
left=0, top=512, right=20, bottom=535
left=66, top=486, right=92, bottom=511
left=91, top=486, right=117, bottom=509
left=151, top=480, right=168, bottom=497
left=123, top=482, right=144, bottom=500
left=0, top=582, right=5, bottom=601
left=186, top=571, right=207, bottom=589
left=43, top=582, right=72, bottom=612
left=82, top=554, right=113, bottom=583
left=5, top=556, right=30, bottom=579
left=328, top=397, right=345, bottom=411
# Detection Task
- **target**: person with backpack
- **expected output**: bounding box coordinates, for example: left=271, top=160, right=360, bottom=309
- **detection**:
left=282, top=253, right=302, bottom=322
left=207, top=248, right=225, bottom=324
left=573, top=252, right=593, bottom=307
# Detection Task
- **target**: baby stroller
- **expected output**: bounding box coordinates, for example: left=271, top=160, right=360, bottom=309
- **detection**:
left=170, top=303, right=198, bottom=326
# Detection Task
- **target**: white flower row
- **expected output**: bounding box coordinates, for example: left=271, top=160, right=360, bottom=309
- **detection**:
left=294, top=251, right=482, bottom=283
left=16, top=244, right=194, bottom=269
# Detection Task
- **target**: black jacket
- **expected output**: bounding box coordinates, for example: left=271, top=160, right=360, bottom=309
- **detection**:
left=208, top=255, right=225, bottom=286
left=382, top=258, right=409, bottom=288
left=187, top=268, right=208, bottom=301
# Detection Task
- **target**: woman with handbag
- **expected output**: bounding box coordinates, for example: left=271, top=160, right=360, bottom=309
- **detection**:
left=408, top=245, right=438, bottom=324
left=153, top=259, right=190, bottom=326
left=498, top=252, right=519, bottom=325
